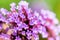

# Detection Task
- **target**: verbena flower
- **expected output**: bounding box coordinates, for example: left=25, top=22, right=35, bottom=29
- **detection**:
left=0, top=1, right=60, bottom=40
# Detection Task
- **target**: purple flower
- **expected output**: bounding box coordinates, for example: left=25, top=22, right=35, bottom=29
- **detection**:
left=0, top=1, right=59, bottom=40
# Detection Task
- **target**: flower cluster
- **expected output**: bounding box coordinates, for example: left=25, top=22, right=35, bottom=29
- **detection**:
left=0, top=1, right=60, bottom=40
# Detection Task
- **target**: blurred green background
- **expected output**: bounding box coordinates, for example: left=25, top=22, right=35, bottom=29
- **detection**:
left=45, top=0, right=60, bottom=21
left=0, top=0, right=60, bottom=40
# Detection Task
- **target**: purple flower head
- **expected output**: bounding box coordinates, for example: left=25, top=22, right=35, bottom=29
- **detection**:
left=0, top=1, right=59, bottom=40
